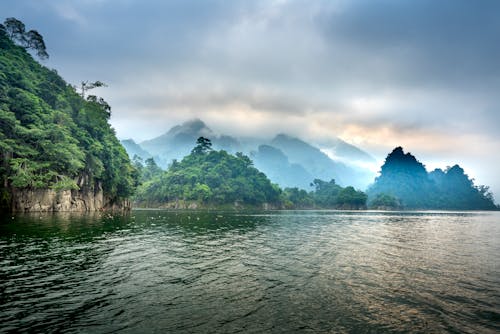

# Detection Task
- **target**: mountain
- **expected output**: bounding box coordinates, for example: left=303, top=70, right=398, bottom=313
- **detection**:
left=322, top=137, right=376, bottom=164
left=0, top=22, right=137, bottom=212
left=140, top=119, right=242, bottom=167
left=125, top=119, right=376, bottom=190
left=121, top=139, right=152, bottom=160
left=270, top=134, right=373, bottom=190
left=367, top=147, right=497, bottom=209
left=251, top=145, right=314, bottom=190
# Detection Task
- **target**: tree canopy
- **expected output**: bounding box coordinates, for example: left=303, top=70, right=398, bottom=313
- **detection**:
left=367, top=147, right=497, bottom=210
left=134, top=138, right=281, bottom=207
left=0, top=19, right=137, bottom=210
left=2, top=18, right=48, bottom=60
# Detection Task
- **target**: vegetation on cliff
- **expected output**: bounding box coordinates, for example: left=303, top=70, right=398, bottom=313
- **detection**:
left=367, top=147, right=497, bottom=210
left=0, top=18, right=137, bottom=210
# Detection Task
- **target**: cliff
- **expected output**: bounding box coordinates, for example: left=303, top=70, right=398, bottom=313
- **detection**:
left=10, top=187, right=130, bottom=212
left=0, top=19, right=137, bottom=212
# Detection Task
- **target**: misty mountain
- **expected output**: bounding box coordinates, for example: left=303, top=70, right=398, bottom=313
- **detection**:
left=140, top=119, right=242, bottom=167
left=323, top=138, right=376, bottom=164
left=122, top=119, right=376, bottom=190
left=367, top=147, right=497, bottom=209
left=140, top=119, right=214, bottom=167
left=251, top=145, right=314, bottom=190
left=121, top=139, right=152, bottom=160
left=270, top=134, right=373, bottom=189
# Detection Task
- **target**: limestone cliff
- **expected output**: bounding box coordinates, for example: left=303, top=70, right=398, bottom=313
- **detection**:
left=10, top=184, right=130, bottom=212
left=8, top=177, right=130, bottom=212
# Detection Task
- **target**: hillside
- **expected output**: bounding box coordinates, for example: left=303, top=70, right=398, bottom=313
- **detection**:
left=134, top=138, right=281, bottom=208
left=367, top=147, right=497, bottom=210
left=121, top=139, right=152, bottom=160
left=0, top=20, right=137, bottom=212
left=270, top=134, right=373, bottom=189
left=251, top=144, right=314, bottom=190
left=124, top=119, right=375, bottom=190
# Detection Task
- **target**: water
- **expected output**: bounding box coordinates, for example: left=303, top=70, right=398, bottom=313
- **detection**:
left=0, top=210, right=499, bottom=333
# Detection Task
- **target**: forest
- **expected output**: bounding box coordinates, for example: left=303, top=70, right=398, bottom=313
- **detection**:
left=367, top=147, right=497, bottom=210
left=0, top=18, right=137, bottom=210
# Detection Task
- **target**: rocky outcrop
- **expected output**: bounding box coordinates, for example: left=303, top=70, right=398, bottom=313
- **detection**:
left=10, top=185, right=130, bottom=212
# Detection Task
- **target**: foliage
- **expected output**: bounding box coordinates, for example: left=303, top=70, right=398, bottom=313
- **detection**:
left=134, top=138, right=368, bottom=209
left=0, top=20, right=137, bottom=209
left=368, top=193, right=400, bottom=209
left=191, top=136, right=212, bottom=155
left=134, top=138, right=281, bottom=206
left=3, top=18, right=48, bottom=60
left=281, top=187, right=314, bottom=209
left=367, top=147, right=497, bottom=210
left=336, top=186, right=367, bottom=208
left=80, top=80, right=107, bottom=98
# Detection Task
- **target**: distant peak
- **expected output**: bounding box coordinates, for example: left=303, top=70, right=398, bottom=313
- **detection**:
left=390, top=146, right=405, bottom=156
left=183, top=118, right=207, bottom=128
left=382, top=146, right=426, bottom=173
left=272, top=133, right=304, bottom=144
left=121, top=138, right=136, bottom=144
left=165, top=118, right=213, bottom=137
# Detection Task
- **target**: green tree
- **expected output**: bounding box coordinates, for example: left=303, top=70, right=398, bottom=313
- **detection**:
left=4, top=17, right=25, bottom=44
left=191, top=136, right=212, bottom=154
left=3, top=18, right=49, bottom=60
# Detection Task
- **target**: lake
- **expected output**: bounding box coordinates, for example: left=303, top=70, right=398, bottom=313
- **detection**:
left=1, top=210, right=499, bottom=333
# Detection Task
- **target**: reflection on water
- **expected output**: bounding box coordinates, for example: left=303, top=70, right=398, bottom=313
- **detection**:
left=1, top=210, right=499, bottom=333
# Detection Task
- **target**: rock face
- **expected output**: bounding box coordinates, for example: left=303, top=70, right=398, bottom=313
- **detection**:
left=10, top=185, right=130, bottom=212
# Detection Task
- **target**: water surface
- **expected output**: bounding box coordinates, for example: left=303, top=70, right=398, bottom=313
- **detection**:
left=1, top=210, right=499, bottom=333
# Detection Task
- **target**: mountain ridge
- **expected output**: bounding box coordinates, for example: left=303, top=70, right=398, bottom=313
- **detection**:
left=122, top=119, right=376, bottom=190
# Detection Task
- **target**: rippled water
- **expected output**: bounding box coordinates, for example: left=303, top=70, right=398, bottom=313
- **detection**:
left=1, top=210, right=499, bottom=333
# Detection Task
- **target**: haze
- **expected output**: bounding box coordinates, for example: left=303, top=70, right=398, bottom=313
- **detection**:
left=2, top=0, right=499, bottom=200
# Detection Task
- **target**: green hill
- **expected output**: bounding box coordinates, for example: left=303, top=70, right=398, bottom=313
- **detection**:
left=0, top=19, right=137, bottom=212
left=367, top=147, right=497, bottom=210
left=134, top=138, right=281, bottom=208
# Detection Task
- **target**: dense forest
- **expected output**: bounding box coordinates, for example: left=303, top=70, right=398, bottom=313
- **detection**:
left=0, top=18, right=137, bottom=211
left=133, top=137, right=281, bottom=207
left=367, top=147, right=497, bottom=210
left=133, top=137, right=368, bottom=209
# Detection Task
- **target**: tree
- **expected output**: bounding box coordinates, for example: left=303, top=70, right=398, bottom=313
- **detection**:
left=4, top=17, right=26, bottom=44
left=336, top=186, right=367, bottom=209
left=25, top=30, right=48, bottom=60
left=191, top=136, right=212, bottom=154
left=369, top=193, right=400, bottom=209
left=86, top=95, right=111, bottom=118
left=80, top=80, right=107, bottom=98
left=3, top=18, right=49, bottom=60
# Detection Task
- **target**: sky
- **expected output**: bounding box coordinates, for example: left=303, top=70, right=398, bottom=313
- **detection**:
left=1, top=0, right=500, bottom=199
